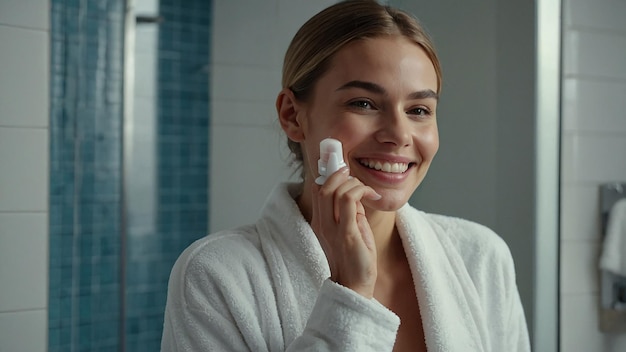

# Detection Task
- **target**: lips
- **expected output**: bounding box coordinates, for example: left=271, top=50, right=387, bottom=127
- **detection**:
left=358, top=158, right=411, bottom=173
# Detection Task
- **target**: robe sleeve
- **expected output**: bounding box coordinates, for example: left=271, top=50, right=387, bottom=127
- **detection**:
left=286, top=279, right=399, bottom=351
left=161, top=250, right=399, bottom=352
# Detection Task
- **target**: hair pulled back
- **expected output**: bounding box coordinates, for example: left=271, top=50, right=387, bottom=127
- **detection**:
left=281, top=0, right=442, bottom=169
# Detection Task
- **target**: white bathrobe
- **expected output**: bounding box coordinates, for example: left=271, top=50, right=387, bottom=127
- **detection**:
left=161, top=183, right=530, bottom=351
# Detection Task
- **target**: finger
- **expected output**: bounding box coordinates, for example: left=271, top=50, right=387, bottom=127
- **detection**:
left=356, top=212, right=376, bottom=251
left=324, top=167, right=381, bottom=202
left=331, top=175, right=382, bottom=205
left=333, top=178, right=381, bottom=222
left=322, top=165, right=350, bottom=186
left=317, top=167, right=350, bottom=224
left=356, top=200, right=365, bottom=216
left=335, top=181, right=373, bottom=230
left=364, top=187, right=382, bottom=201
left=333, top=177, right=365, bottom=223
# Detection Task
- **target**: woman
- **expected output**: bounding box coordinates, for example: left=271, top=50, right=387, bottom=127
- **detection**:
left=161, top=1, right=530, bottom=351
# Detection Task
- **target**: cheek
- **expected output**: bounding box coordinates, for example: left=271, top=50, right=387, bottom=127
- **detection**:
left=418, top=125, right=439, bottom=160
left=329, top=125, right=370, bottom=162
left=311, top=119, right=366, bottom=152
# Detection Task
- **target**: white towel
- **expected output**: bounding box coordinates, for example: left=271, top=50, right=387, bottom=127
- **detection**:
left=600, top=198, right=626, bottom=276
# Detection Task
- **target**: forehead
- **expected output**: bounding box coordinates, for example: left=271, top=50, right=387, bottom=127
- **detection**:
left=322, top=36, right=438, bottom=91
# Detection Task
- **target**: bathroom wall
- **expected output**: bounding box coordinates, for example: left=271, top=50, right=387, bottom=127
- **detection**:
left=209, top=0, right=336, bottom=232
left=1, top=0, right=209, bottom=350
left=560, top=0, right=626, bottom=351
left=0, top=0, right=50, bottom=351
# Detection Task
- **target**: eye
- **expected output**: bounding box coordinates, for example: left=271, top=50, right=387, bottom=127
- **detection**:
left=407, top=106, right=432, bottom=118
left=348, top=99, right=375, bottom=110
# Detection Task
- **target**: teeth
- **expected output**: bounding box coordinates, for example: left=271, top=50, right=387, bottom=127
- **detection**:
left=360, top=159, right=409, bottom=173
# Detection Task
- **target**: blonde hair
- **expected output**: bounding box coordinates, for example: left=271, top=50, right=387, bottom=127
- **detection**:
left=282, top=0, right=442, bottom=168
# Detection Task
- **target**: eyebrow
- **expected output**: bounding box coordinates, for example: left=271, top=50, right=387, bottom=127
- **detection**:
left=336, top=80, right=439, bottom=101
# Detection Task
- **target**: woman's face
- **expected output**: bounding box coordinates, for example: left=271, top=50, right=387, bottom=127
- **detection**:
left=299, top=36, right=439, bottom=211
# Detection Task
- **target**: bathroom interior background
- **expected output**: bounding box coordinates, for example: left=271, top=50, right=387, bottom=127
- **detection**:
left=0, top=0, right=625, bottom=351
left=45, top=0, right=211, bottom=350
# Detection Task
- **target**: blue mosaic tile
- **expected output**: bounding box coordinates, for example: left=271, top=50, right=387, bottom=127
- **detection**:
left=49, top=0, right=125, bottom=349
left=50, top=0, right=211, bottom=350
left=80, top=323, right=94, bottom=346
left=59, top=325, right=71, bottom=346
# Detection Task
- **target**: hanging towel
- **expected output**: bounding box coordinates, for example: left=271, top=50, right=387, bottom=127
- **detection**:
left=600, top=198, right=626, bottom=276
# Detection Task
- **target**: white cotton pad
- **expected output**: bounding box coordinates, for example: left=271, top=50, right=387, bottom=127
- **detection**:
left=315, top=138, right=346, bottom=185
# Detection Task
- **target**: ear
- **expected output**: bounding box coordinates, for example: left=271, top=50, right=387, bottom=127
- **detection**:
left=276, top=88, right=306, bottom=142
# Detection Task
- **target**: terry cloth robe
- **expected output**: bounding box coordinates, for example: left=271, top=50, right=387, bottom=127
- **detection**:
left=161, top=183, right=530, bottom=352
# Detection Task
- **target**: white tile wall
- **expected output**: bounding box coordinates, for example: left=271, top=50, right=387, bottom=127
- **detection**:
left=0, top=0, right=49, bottom=30
left=210, top=124, right=293, bottom=231
left=0, top=128, right=48, bottom=212
left=211, top=0, right=279, bottom=67
left=560, top=184, right=600, bottom=240
left=561, top=294, right=626, bottom=352
left=209, top=0, right=335, bottom=232
left=0, top=26, right=49, bottom=128
left=0, top=2, right=50, bottom=352
left=0, top=213, right=48, bottom=311
left=562, top=30, right=626, bottom=80
left=560, top=241, right=600, bottom=294
left=560, top=0, right=626, bottom=351
left=0, top=309, right=47, bottom=352
left=562, top=79, right=626, bottom=133
left=211, top=100, right=277, bottom=127
left=562, top=133, right=626, bottom=185
left=563, top=0, right=626, bottom=32
left=211, top=64, right=281, bottom=102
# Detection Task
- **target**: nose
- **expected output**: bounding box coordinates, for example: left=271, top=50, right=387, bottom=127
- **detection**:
left=375, top=109, right=412, bottom=147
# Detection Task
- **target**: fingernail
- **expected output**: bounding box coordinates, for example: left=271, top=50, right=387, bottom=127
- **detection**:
left=369, top=191, right=382, bottom=200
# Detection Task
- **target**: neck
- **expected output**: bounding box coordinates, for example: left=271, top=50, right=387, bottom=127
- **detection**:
left=366, top=208, right=402, bottom=267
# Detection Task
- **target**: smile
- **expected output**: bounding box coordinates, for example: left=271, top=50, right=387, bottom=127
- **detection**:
left=358, top=158, right=411, bottom=173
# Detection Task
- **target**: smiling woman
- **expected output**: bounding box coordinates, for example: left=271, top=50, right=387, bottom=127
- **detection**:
left=280, top=36, right=440, bottom=216
left=161, top=1, right=530, bottom=351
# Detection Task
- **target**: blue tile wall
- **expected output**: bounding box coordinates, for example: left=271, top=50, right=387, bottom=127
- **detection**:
left=49, top=0, right=125, bottom=351
left=124, top=0, right=211, bottom=350
left=49, top=0, right=211, bottom=351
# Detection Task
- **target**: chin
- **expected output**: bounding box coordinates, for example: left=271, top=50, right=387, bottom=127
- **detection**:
left=364, top=191, right=410, bottom=212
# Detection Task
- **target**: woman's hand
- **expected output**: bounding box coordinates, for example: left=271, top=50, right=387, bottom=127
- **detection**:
left=311, top=166, right=382, bottom=299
